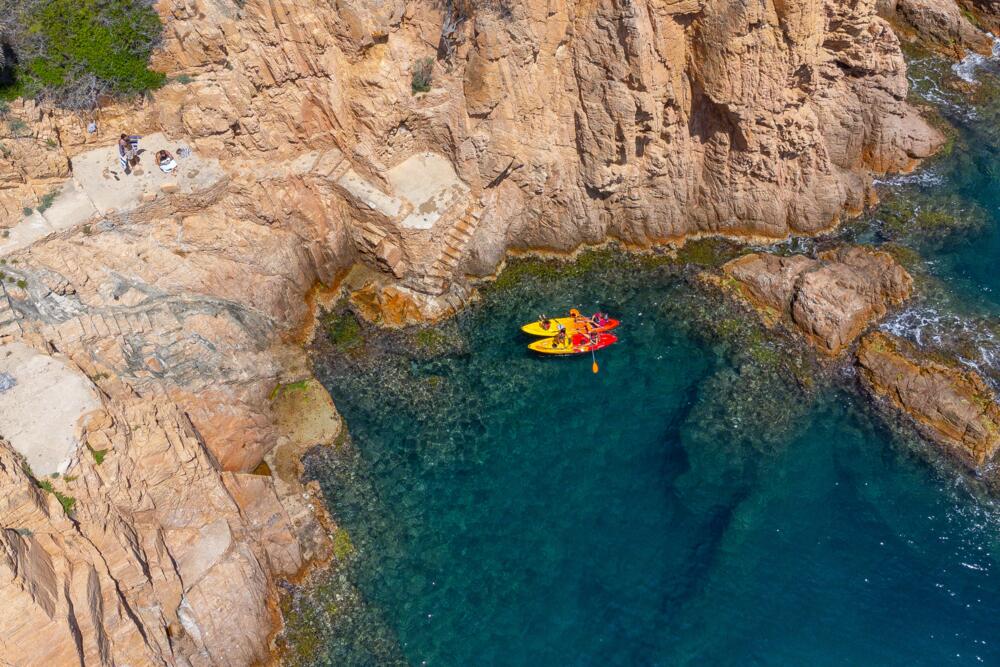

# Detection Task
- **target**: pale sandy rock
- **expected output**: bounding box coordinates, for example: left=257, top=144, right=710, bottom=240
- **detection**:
left=0, top=342, right=102, bottom=476
left=857, top=332, right=1000, bottom=466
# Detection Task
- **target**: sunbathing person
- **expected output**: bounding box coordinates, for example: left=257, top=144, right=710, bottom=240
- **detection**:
left=155, top=150, right=178, bottom=173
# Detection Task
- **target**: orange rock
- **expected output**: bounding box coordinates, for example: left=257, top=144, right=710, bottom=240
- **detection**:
left=857, top=332, right=1000, bottom=467
left=722, top=246, right=913, bottom=355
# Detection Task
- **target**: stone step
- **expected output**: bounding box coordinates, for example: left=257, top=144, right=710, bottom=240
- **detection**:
left=446, top=231, right=471, bottom=246
left=329, top=159, right=351, bottom=182
left=359, top=222, right=385, bottom=247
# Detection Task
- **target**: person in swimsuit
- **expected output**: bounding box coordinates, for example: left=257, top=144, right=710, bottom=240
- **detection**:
left=155, top=150, right=178, bottom=173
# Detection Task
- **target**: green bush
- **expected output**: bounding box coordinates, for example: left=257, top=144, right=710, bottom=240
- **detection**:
left=36, top=189, right=57, bottom=212
left=411, top=57, right=434, bottom=94
left=0, top=0, right=166, bottom=108
left=89, top=445, right=107, bottom=464
left=7, top=118, right=28, bottom=137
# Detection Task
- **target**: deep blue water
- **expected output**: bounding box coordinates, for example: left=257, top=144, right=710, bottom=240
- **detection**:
left=285, top=50, right=1000, bottom=665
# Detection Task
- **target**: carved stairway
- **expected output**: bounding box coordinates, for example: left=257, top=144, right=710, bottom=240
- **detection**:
left=410, top=204, right=483, bottom=295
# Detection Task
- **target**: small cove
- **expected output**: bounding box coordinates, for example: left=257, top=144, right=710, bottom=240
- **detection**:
left=281, top=48, right=1000, bottom=666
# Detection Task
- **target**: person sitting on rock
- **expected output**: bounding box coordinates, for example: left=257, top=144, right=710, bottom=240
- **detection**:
left=155, top=150, right=178, bottom=173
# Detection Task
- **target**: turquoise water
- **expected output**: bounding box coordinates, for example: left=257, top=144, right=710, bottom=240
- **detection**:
left=287, top=51, right=1000, bottom=665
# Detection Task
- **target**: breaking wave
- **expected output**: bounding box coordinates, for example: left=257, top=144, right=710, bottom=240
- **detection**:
left=953, top=35, right=1000, bottom=84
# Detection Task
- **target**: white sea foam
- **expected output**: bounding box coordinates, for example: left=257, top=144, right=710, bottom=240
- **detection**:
left=880, top=306, right=1000, bottom=388
left=953, top=35, right=1000, bottom=83
left=909, top=67, right=979, bottom=120
left=873, top=170, right=945, bottom=188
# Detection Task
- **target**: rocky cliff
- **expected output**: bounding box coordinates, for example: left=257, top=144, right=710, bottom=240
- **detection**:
left=0, top=0, right=986, bottom=664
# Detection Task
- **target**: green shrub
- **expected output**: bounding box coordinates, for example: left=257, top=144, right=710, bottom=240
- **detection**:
left=15, top=279, right=26, bottom=288
left=54, top=491, right=75, bottom=514
left=171, top=74, right=193, bottom=85
left=36, top=189, right=57, bottom=212
left=0, top=0, right=166, bottom=109
left=411, top=57, right=434, bottom=94
left=7, top=118, right=28, bottom=137
left=89, top=445, right=107, bottom=464
left=21, top=207, right=32, bottom=217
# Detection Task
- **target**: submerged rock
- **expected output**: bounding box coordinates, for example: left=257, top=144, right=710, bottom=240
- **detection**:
left=857, top=332, right=1000, bottom=467
left=720, top=247, right=913, bottom=356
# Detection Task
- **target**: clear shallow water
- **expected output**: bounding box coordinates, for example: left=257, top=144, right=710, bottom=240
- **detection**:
left=288, top=52, right=1000, bottom=666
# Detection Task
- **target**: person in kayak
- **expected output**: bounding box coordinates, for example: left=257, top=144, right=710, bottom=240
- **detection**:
left=553, top=322, right=568, bottom=348
left=570, top=308, right=593, bottom=333
left=538, top=315, right=552, bottom=331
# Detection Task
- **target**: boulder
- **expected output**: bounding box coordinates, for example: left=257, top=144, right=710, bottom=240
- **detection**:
left=857, top=332, right=1000, bottom=467
left=722, top=247, right=913, bottom=355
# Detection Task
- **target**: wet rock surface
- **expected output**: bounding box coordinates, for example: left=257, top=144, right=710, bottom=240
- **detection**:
left=857, top=331, right=1000, bottom=466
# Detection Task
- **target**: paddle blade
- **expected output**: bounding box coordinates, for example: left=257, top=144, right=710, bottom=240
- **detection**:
left=592, top=360, right=599, bottom=374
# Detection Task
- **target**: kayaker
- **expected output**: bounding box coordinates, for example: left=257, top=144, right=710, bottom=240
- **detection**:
left=570, top=308, right=591, bottom=333
left=554, top=323, right=567, bottom=348
left=538, top=315, right=551, bottom=331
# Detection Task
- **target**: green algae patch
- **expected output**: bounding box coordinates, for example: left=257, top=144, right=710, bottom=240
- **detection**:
left=875, top=192, right=988, bottom=248
left=323, top=308, right=365, bottom=354
left=332, top=527, right=355, bottom=562
left=415, top=327, right=448, bottom=351
left=274, top=435, right=406, bottom=667
left=673, top=237, right=745, bottom=267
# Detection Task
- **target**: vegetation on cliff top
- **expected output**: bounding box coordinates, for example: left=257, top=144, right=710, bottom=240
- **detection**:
left=0, top=0, right=165, bottom=108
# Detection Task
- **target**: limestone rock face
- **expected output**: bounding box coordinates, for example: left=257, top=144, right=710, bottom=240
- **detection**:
left=0, top=0, right=977, bottom=663
left=0, top=397, right=302, bottom=666
left=857, top=332, right=1000, bottom=466
left=722, top=246, right=913, bottom=355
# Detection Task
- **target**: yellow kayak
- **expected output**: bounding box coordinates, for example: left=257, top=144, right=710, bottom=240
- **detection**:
left=521, top=316, right=620, bottom=337
left=528, top=332, right=618, bottom=355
